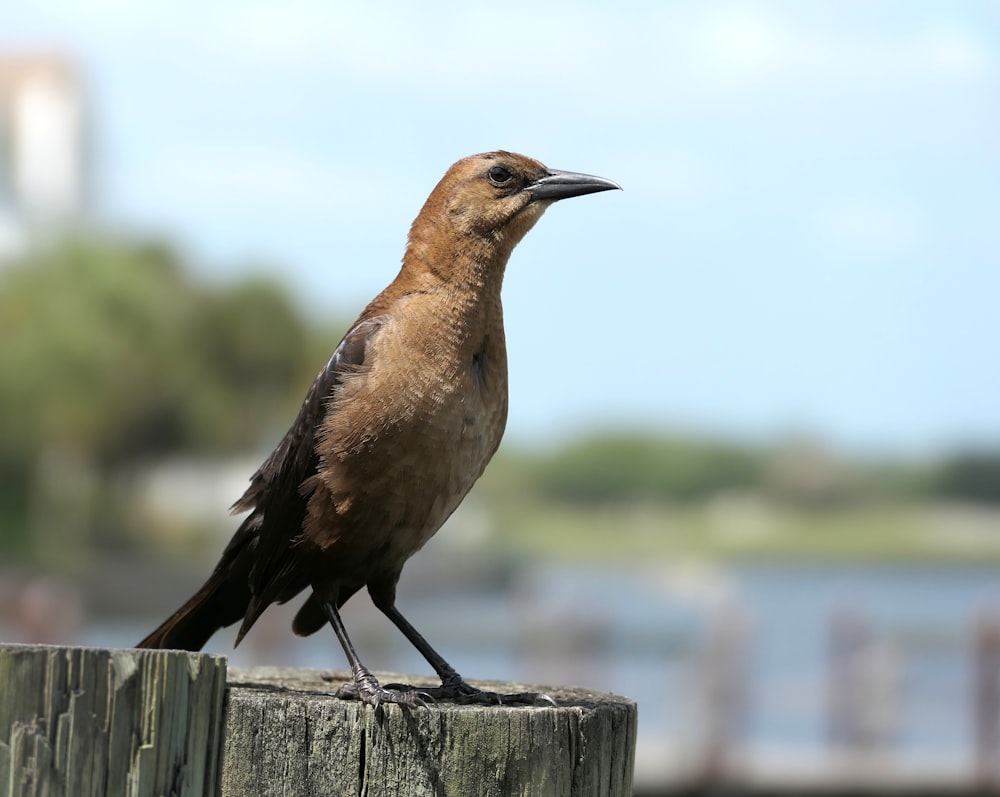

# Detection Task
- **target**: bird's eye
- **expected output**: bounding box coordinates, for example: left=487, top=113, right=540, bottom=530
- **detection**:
left=487, top=165, right=513, bottom=185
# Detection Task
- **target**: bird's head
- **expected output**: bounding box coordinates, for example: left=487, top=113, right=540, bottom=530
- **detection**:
left=404, top=151, right=620, bottom=280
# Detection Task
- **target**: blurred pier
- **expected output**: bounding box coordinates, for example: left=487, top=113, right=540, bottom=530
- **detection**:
left=4, top=557, right=1000, bottom=795
left=633, top=604, right=1000, bottom=796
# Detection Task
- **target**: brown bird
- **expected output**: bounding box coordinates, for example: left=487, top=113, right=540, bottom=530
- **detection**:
left=137, top=151, right=620, bottom=707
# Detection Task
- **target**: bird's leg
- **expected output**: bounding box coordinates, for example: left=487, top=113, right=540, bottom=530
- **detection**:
left=369, top=583, right=556, bottom=707
left=315, top=587, right=431, bottom=708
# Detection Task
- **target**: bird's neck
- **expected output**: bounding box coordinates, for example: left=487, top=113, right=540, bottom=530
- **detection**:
left=399, top=228, right=511, bottom=305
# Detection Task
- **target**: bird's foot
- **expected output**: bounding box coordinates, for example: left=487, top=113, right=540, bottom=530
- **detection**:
left=385, top=674, right=557, bottom=707
left=335, top=668, right=433, bottom=708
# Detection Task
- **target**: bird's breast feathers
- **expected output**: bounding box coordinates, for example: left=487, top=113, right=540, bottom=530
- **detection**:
left=319, top=298, right=507, bottom=483
left=306, top=301, right=507, bottom=562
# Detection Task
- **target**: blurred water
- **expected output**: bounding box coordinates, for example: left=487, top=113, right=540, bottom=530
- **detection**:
left=74, top=560, right=1000, bottom=768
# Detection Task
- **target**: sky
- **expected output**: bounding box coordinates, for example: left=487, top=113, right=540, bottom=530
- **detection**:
left=3, top=0, right=999, bottom=454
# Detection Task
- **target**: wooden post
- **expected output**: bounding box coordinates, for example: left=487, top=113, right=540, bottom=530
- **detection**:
left=1, top=647, right=637, bottom=797
left=827, top=606, right=900, bottom=759
left=0, top=643, right=227, bottom=797
left=694, top=603, right=751, bottom=786
left=222, top=667, right=637, bottom=797
left=974, top=610, right=1000, bottom=785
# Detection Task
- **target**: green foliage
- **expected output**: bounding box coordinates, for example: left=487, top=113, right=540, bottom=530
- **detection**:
left=0, top=239, right=188, bottom=460
left=497, top=435, right=1000, bottom=512
left=0, top=454, right=31, bottom=553
left=933, top=453, right=1000, bottom=504
left=484, top=495, right=1000, bottom=564
left=0, top=237, right=324, bottom=466
left=0, top=236, right=339, bottom=556
left=525, top=433, right=762, bottom=504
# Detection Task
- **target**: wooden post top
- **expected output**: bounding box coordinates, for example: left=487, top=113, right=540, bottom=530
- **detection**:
left=0, top=645, right=637, bottom=797
left=224, top=666, right=637, bottom=797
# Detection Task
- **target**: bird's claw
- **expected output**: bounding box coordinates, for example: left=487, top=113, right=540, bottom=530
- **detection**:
left=335, top=671, right=433, bottom=708
left=330, top=670, right=556, bottom=708
left=402, top=675, right=557, bottom=707
left=509, top=691, right=559, bottom=707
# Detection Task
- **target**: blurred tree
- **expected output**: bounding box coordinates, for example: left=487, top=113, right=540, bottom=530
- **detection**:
left=1, top=239, right=189, bottom=463
left=934, top=453, right=1000, bottom=505
left=0, top=454, right=31, bottom=553
left=763, top=439, right=858, bottom=507
left=527, top=432, right=762, bottom=505
left=0, top=237, right=338, bottom=558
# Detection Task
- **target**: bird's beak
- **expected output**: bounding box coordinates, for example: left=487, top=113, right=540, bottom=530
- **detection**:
left=526, top=169, right=622, bottom=202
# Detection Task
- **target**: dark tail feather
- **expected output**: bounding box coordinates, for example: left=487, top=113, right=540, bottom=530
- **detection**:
left=291, top=584, right=363, bottom=638
left=137, top=568, right=250, bottom=651
left=291, top=593, right=326, bottom=637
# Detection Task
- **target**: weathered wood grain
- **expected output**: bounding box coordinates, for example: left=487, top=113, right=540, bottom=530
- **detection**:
left=1, top=648, right=636, bottom=796
left=222, top=667, right=637, bottom=797
left=0, top=644, right=227, bottom=797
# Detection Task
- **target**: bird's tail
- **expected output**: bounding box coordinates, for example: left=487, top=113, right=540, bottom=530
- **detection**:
left=137, top=565, right=250, bottom=651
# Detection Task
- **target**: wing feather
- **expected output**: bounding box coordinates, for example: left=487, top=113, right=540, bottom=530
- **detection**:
left=228, top=314, right=390, bottom=641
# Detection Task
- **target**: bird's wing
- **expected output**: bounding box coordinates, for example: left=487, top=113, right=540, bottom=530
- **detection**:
left=232, top=313, right=389, bottom=516
left=224, top=313, right=390, bottom=636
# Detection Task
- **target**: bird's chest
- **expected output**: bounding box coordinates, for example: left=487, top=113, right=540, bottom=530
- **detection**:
left=370, top=297, right=507, bottom=457
left=313, top=309, right=508, bottom=563
left=381, top=328, right=508, bottom=500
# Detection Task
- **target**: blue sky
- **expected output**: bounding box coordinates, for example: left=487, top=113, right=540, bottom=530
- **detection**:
left=4, top=1, right=998, bottom=453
